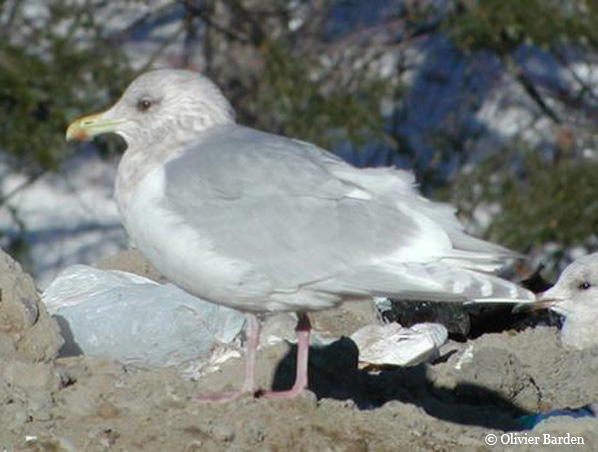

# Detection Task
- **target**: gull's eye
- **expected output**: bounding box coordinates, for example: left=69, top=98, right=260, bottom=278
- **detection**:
left=137, top=98, right=153, bottom=112
left=578, top=281, right=591, bottom=291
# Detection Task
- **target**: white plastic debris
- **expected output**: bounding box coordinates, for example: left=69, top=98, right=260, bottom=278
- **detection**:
left=373, top=296, right=392, bottom=313
left=41, top=265, right=245, bottom=368
left=350, top=322, right=448, bottom=367
left=454, top=343, right=475, bottom=370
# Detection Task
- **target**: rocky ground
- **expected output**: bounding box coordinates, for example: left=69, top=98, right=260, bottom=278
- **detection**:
left=1, top=249, right=597, bottom=451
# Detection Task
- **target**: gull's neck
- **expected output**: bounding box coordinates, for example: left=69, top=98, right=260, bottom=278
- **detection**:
left=114, top=112, right=236, bottom=215
left=114, top=140, right=185, bottom=217
left=561, top=314, right=598, bottom=349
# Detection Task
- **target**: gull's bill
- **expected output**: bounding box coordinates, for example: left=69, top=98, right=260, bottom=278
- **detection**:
left=66, top=111, right=124, bottom=141
left=511, top=291, right=568, bottom=314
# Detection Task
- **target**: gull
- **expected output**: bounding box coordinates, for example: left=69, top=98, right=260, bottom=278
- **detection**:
left=534, top=252, right=598, bottom=349
left=66, top=69, right=534, bottom=401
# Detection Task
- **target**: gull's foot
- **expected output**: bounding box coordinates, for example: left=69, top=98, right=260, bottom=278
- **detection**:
left=194, top=390, right=252, bottom=403
left=256, top=385, right=307, bottom=400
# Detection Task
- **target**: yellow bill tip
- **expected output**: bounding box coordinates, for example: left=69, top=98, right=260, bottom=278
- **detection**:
left=66, top=112, right=118, bottom=142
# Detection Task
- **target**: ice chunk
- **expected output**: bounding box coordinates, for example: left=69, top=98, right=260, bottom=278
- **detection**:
left=41, top=265, right=245, bottom=368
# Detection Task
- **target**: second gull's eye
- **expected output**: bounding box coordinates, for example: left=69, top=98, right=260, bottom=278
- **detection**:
left=578, top=281, right=591, bottom=291
left=137, top=99, right=152, bottom=112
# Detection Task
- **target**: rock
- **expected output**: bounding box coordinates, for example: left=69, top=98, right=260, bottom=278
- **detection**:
left=59, top=384, right=102, bottom=417
left=466, top=327, right=598, bottom=410
left=3, top=361, right=60, bottom=422
left=311, top=298, right=380, bottom=337
left=0, top=248, right=63, bottom=361
left=16, top=307, right=66, bottom=361
left=458, top=347, right=528, bottom=398
left=3, top=361, right=59, bottom=394
left=530, top=417, right=598, bottom=451
left=0, top=251, right=38, bottom=332
left=429, top=344, right=541, bottom=412
left=94, top=249, right=168, bottom=283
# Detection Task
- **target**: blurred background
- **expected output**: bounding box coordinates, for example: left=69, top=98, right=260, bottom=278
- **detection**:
left=1, top=0, right=597, bottom=288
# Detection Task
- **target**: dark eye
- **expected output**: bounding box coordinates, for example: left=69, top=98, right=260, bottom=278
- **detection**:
left=137, top=99, right=152, bottom=112
left=578, top=282, right=591, bottom=291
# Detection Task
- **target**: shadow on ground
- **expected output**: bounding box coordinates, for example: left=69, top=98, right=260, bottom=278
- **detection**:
left=271, top=337, right=529, bottom=431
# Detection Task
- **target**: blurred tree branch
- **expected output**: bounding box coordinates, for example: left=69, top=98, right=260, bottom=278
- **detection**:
left=3, top=0, right=598, bottom=272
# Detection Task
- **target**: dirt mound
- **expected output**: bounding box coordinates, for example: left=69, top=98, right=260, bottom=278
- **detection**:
left=1, top=250, right=597, bottom=451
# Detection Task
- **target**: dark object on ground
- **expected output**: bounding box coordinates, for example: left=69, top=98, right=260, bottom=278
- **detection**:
left=383, top=264, right=560, bottom=340
left=383, top=300, right=560, bottom=340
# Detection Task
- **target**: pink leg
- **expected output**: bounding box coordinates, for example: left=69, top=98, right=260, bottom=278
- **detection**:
left=196, top=313, right=261, bottom=403
left=240, top=313, right=260, bottom=392
left=260, top=313, right=311, bottom=399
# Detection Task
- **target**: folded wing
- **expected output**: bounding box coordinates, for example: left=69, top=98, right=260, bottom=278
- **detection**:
left=162, top=125, right=533, bottom=305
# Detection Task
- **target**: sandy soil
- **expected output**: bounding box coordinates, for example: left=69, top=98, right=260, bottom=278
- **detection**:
left=1, top=249, right=597, bottom=451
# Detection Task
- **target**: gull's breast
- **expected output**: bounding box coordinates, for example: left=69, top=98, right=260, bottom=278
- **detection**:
left=116, top=162, right=273, bottom=311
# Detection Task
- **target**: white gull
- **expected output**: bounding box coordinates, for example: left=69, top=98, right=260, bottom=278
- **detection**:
left=536, top=252, right=598, bottom=350
left=66, top=69, right=534, bottom=401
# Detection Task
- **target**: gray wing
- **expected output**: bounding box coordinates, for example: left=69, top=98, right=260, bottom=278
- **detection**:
left=162, top=125, right=424, bottom=291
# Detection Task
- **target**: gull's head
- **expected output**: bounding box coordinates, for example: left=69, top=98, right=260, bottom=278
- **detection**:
left=538, top=252, right=598, bottom=317
left=66, top=69, right=235, bottom=148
